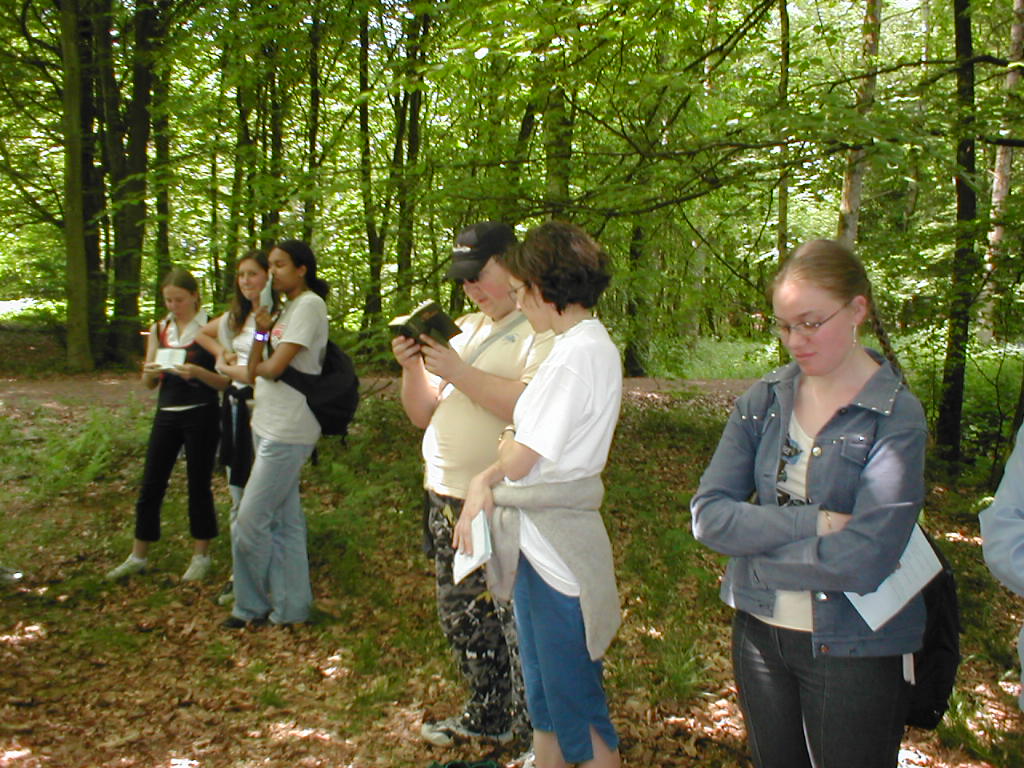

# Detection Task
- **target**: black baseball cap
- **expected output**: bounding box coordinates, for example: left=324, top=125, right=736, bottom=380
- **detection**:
left=446, top=221, right=517, bottom=281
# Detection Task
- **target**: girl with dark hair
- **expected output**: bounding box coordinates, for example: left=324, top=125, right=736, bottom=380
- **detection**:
left=691, top=239, right=928, bottom=768
left=197, top=250, right=276, bottom=605
left=223, top=240, right=329, bottom=628
left=456, top=221, right=623, bottom=768
left=107, top=267, right=230, bottom=582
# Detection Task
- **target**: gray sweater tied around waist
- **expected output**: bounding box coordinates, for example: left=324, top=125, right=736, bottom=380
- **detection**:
left=488, top=475, right=620, bottom=661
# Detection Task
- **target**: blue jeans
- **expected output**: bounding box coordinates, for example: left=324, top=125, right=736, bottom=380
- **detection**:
left=514, top=555, right=617, bottom=763
left=732, top=610, right=910, bottom=768
left=231, top=435, right=314, bottom=624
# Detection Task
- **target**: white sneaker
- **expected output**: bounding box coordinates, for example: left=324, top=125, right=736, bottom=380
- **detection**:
left=420, top=714, right=512, bottom=746
left=106, top=555, right=147, bottom=581
left=181, top=554, right=212, bottom=582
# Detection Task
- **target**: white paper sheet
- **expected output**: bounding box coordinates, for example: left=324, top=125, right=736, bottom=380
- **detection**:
left=452, top=511, right=492, bottom=585
left=845, top=525, right=941, bottom=631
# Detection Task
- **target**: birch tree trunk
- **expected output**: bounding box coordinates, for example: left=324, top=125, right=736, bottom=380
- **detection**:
left=977, top=0, right=1023, bottom=341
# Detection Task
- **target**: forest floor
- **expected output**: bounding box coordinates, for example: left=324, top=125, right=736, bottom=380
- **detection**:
left=1, top=347, right=1022, bottom=768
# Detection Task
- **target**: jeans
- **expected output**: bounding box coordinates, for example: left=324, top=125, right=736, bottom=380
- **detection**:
left=514, top=555, right=617, bottom=764
left=231, top=434, right=314, bottom=624
left=135, top=404, right=219, bottom=542
left=732, top=610, right=910, bottom=768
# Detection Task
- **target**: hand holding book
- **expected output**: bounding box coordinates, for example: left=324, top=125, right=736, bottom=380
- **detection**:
left=389, top=300, right=461, bottom=347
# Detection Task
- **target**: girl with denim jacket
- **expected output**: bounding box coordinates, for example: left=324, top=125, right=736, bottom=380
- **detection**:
left=692, top=240, right=928, bottom=768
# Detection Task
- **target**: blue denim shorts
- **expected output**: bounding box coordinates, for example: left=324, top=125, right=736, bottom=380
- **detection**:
left=513, top=554, right=618, bottom=762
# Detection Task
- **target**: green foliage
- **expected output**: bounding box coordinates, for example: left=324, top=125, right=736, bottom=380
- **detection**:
left=31, top=404, right=149, bottom=498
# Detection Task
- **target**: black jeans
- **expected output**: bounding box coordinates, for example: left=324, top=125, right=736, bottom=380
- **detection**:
left=135, top=404, right=220, bottom=542
left=732, top=610, right=910, bottom=768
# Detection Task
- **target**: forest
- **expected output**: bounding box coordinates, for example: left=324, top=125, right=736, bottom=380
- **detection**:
left=0, top=0, right=1020, bottom=465
left=1, top=2, right=1024, bottom=767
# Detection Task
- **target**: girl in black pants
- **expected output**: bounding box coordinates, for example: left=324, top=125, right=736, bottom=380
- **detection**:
left=107, top=268, right=229, bottom=582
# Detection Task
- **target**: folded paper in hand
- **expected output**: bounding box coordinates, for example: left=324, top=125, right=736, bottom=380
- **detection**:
left=453, top=511, right=492, bottom=585
left=155, top=348, right=186, bottom=370
left=845, top=525, right=942, bottom=631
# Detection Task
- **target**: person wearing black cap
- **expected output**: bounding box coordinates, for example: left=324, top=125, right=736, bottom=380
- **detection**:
left=392, top=221, right=553, bottom=752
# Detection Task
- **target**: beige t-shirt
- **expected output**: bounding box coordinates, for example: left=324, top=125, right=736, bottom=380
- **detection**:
left=422, top=310, right=553, bottom=499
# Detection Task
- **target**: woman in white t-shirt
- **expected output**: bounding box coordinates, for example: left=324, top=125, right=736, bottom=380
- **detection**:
left=106, top=268, right=230, bottom=583
left=456, top=222, right=623, bottom=768
left=223, top=240, right=329, bottom=628
left=197, top=250, right=277, bottom=606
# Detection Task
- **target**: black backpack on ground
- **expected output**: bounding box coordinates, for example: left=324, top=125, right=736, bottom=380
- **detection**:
left=906, top=529, right=961, bottom=730
left=278, top=340, right=360, bottom=439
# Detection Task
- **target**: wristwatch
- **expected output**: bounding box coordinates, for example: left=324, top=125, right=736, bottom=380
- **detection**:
left=253, top=330, right=270, bottom=343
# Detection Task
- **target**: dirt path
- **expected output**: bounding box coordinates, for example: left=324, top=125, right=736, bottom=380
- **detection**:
left=0, top=373, right=753, bottom=412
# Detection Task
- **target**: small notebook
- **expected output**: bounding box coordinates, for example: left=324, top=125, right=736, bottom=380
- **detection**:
left=452, top=511, right=492, bottom=585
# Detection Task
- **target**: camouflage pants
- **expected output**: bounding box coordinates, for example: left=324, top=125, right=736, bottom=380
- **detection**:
left=426, top=490, right=530, bottom=741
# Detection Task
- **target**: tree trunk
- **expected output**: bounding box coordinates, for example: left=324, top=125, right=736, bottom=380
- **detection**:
left=96, top=0, right=159, bottom=362
left=836, top=0, right=881, bottom=250
left=394, top=11, right=429, bottom=310
left=59, top=0, right=94, bottom=372
left=623, top=224, right=648, bottom=377
left=302, top=10, right=322, bottom=243
left=935, top=0, right=978, bottom=463
left=359, top=9, right=384, bottom=328
left=543, top=85, right=572, bottom=217
left=152, top=63, right=172, bottom=313
left=777, top=0, right=790, bottom=264
left=977, top=0, right=1023, bottom=341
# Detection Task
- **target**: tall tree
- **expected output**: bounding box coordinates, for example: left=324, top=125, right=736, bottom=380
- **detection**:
left=59, top=0, right=94, bottom=371
left=836, top=0, right=881, bottom=249
left=935, top=0, right=979, bottom=462
left=95, top=0, right=162, bottom=362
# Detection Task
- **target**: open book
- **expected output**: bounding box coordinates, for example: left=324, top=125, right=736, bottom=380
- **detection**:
left=154, top=348, right=186, bottom=370
left=452, top=511, right=492, bottom=585
left=389, top=300, right=461, bottom=347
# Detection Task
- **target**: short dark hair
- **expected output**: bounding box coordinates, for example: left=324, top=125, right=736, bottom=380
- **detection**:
left=498, top=220, right=611, bottom=312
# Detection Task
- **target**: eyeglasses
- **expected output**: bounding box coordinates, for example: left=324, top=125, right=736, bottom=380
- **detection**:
left=772, top=301, right=850, bottom=338
left=508, top=281, right=527, bottom=301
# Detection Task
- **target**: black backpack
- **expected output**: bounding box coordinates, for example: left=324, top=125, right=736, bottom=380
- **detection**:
left=277, top=340, right=360, bottom=439
left=906, top=529, right=961, bottom=730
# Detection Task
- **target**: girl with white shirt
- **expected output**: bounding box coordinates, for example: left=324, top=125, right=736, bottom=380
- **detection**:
left=197, top=250, right=276, bottom=606
left=223, top=240, right=329, bottom=628
left=456, top=222, right=623, bottom=768
left=107, top=268, right=229, bottom=582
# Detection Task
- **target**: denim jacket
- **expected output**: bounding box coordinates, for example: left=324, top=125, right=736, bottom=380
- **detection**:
left=979, top=423, right=1024, bottom=709
left=691, top=351, right=928, bottom=657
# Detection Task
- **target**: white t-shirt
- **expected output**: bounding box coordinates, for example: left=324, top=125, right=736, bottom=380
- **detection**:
left=423, top=311, right=552, bottom=498
left=252, top=291, right=328, bottom=445
left=511, top=318, right=622, bottom=595
left=218, top=311, right=256, bottom=392
left=763, top=410, right=814, bottom=631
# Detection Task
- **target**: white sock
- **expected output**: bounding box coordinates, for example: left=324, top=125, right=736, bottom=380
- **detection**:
left=128, top=554, right=147, bottom=564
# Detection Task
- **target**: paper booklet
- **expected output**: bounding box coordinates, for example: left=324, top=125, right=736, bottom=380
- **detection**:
left=154, top=348, right=186, bottom=370
left=452, top=511, right=493, bottom=585
left=845, top=525, right=941, bottom=631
